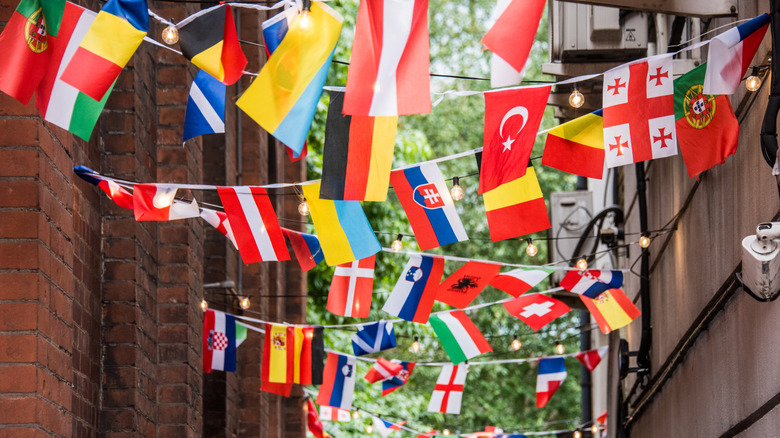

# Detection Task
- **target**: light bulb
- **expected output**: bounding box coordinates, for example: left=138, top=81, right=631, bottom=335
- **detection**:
left=555, top=342, right=565, bottom=355
left=450, top=176, right=464, bottom=201
left=352, top=411, right=360, bottom=419
left=391, top=234, right=403, bottom=252
left=511, top=336, right=522, bottom=351
left=152, top=185, right=178, bottom=208
left=411, top=336, right=420, bottom=353
left=591, top=425, right=599, bottom=434
left=526, top=238, right=538, bottom=257
left=200, top=300, right=208, bottom=311
left=366, top=425, right=373, bottom=434
left=298, top=200, right=310, bottom=216
left=573, top=430, right=582, bottom=438
left=239, top=296, right=250, bottom=310
left=576, top=258, right=588, bottom=271
left=161, top=23, right=179, bottom=45
left=746, top=67, right=762, bottom=92
left=639, top=234, right=651, bottom=249
left=569, top=88, right=585, bottom=108
left=298, top=9, right=312, bottom=29
left=442, top=429, right=450, bottom=436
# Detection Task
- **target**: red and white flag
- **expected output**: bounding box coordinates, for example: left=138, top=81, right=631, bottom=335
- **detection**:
left=489, top=267, right=553, bottom=298
left=319, top=405, right=351, bottom=422
left=427, top=364, right=467, bottom=414
left=436, top=261, right=502, bottom=308
left=327, top=255, right=376, bottom=318
left=481, top=0, right=546, bottom=76
left=503, top=294, right=570, bottom=331
left=365, top=357, right=404, bottom=383
left=99, top=180, right=134, bottom=210
left=343, top=0, right=430, bottom=116
left=575, top=345, right=609, bottom=372
left=603, top=54, right=677, bottom=168
left=200, top=208, right=238, bottom=249
left=133, top=184, right=200, bottom=221
left=479, top=86, right=550, bottom=194
left=216, top=186, right=289, bottom=263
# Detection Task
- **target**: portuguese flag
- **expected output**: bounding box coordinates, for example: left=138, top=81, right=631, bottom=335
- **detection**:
left=674, top=63, right=739, bottom=178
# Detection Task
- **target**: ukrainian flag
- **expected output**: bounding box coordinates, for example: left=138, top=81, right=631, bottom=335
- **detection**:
left=542, top=109, right=605, bottom=179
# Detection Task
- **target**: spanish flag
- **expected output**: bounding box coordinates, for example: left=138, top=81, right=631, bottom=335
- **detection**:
left=580, top=288, right=641, bottom=334
left=542, top=109, right=605, bottom=179
left=261, top=323, right=293, bottom=396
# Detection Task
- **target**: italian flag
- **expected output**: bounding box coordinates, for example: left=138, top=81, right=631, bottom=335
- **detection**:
left=429, top=310, right=492, bottom=364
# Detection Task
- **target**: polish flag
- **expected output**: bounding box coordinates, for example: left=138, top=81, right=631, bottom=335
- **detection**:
left=327, top=255, right=376, bottom=318
left=365, top=357, right=404, bottom=383
left=200, top=208, right=238, bottom=249
left=133, top=184, right=200, bottom=221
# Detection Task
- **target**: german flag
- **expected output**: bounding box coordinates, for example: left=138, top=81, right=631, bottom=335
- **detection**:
left=178, top=4, right=247, bottom=85
left=542, top=109, right=605, bottom=179
left=292, top=326, right=324, bottom=385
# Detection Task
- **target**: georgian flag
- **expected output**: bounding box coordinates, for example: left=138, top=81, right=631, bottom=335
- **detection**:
left=319, top=405, right=351, bottom=422
left=536, top=357, right=567, bottom=408
left=427, top=364, right=468, bottom=414
left=351, top=320, right=397, bottom=356
left=560, top=269, right=624, bottom=299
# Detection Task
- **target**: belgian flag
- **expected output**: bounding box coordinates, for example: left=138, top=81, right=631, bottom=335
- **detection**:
left=178, top=4, right=247, bottom=85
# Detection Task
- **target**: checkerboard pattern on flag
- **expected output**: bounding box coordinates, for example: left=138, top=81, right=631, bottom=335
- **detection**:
left=428, top=364, right=467, bottom=414
left=382, top=360, right=415, bottom=396
left=203, top=309, right=246, bottom=373
left=319, top=405, right=351, bottom=422
left=316, top=352, right=357, bottom=409
left=372, top=417, right=407, bottom=438
left=560, top=269, right=624, bottom=299
left=429, top=311, right=492, bottom=364
left=351, top=320, right=396, bottom=356
left=327, top=255, right=376, bottom=318
left=133, top=184, right=200, bottom=221
left=536, top=357, right=567, bottom=408
left=503, top=294, right=570, bottom=331
left=489, top=267, right=553, bottom=297
left=217, top=186, right=289, bottom=263
left=436, top=261, right=502, bottom=308
left=382, top=254, right=445, bottom=323
left=575, top=345, right=609, bottom=372
left=364, top=357, right=404, bottom=383
left=602, top=54, right=677, bottom=168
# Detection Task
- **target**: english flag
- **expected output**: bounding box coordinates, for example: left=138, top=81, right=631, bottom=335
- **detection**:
left=316, top=352, right=357, bottom=409
left=436, top=261, right=502, bottom=308
left=217, top=186, right=289, bottom=263
left=703, top=13, right=770, bottom=95
left=364, top=357, right=404, bottom=383
left=536, top=357, right=567, bottom=408
left=489, top=267, right=553, bottom=297
left=200, top=208, right=237, bottom=249
left=382, top=360, right=415, bottom=396
left=575, top=346, right=609, bottom=372
left=382, top=254, right=445, bottom=323
left=427, top=364, right=467, bottom=414
left=479, top=85, right=550, bottom=194
left=372, top=417, right=407, bottom=438
left=319, top=405, right=351, bottom=422
left=560, top=269, right=624, bottom=299
left=133, top=184, right=200, bottom=221
left=327, top=255, right=376, bottom=318
left=602, top=54, right=677, bottom=168
left=503, top=294, right=570, bottom=331
left=351, top=320, right=397, bottom=356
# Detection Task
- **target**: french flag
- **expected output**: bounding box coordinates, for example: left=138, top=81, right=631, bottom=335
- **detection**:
left=351, top=320, right=397, bottom=356
left=316, top=352, right=357, bottom=409
left=282, top=227, right=324, bottom=272
left=203, top=309, right=239, bottom=373
left=382, top=254, right=445, bottom=323
left=703, top=13, right=770, bottom=95
left=536, top=357, right=567, bottom=408
left=560, top=269, right=623, bottom=299
left=390, top=163, right=468, bottom=251
left=372, top=417, right=406, bottom=437
left=133, top=184, right=201, bottom=221
left=365, top=358, right=404, bottom=383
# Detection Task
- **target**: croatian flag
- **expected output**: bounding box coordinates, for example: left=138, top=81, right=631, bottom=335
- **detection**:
left=382, top=360, right=415, bottom=396
left=560, top=269, right=623, bottom=299
left=203, top=309, right=246, bottom=373
left=316, top=352, right=357, bottom=409
left=351, top=320, right=397, bottom=356
left=183, top=70, right=226, bottom=143
left=390, top=162, right=468, bottom=251
left=703, top=13, right=770, bottom=95
left=364, top=357, right=404, bottom=383
left=382, top=254, right=445, bottom=323
left=133, top=184, right=200, bottom=221
left=536, top=357, right=567, bottom=408
left=372, top=417, right=407, bottom=438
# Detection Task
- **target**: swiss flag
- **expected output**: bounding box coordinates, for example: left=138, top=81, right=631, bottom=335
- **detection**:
left=327, top=255, right=376, bottom=318
left=479, top=85, right=550, bottom=194
left=436, top=261, right=502, bottom=308
left=503, top=294, right=570, bottom=331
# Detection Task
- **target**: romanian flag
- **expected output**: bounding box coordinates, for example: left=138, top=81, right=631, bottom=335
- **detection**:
left=301, top=182, right=381, bottom=266
left=542, top=109, right=605, bottom=179
left=60, top=0, right=148, bottom=101
left=580, top=288, right=641, bottom=334
left=236, top=2, right=342, bottom=157
left=177, top=4, right=247, bottom=85
left=320, top=90, right=398, bottom=201
left=481, top=161, right=550, bottom=242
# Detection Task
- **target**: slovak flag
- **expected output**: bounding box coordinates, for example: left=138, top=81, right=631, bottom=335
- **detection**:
left=372, top=417, right=407, bottom=438
left=536, top=357, right=567, bottom=408
left=382, top=254, right=445, bottom=323
left=203, top=309, right=247, bottom=373
left=575, top=345, right=609, bottom=372
left=503, top=294, right=570, bottom=331
left=390, top=162, right=468, bottom=251
left=365, top=357, right=404, bottom=383
left=351, top=320, right=397, bottom=356
left=382, top=360, right=415, bottom=396
left=327, top=255, right=376, bottom=318
left=133, top=184, right=201, bottom=221
left=703, top=13, right=770, bottom=95
left=316, top=352, right=357, bottom=409
left=560, top=269, right=624, bottom=299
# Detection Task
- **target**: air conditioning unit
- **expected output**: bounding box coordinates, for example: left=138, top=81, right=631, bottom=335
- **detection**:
left=549, top=191, right=594, bottom=283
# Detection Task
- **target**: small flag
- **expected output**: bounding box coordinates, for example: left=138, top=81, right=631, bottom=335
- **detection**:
left=560, top=269, right=624, bottom=299
left=581, top=289, right=641, bottom=334
left=133, top=184, right=200, bottom=221
left=427, top=364, right=467, bottom=414
left=60, top=0, right=148, bottom=101
left=282, top=228, right=324, bottom=272
left=351, top=320, right=396, bottom=356
left=302, top=182, right=382, bottom=266
left=262, top=323, right=293, bottom=384
left=200, top=208, right=238, bottom=249
left=597, top=410, right=608, bottom=425
left=503, top=294, right=570, bottom=331
left=292, top=326, right=325, bottom=385
left=542, top=109, right=605, bottom=179
left=319, top=405, right=351, bottom=422
left=203, top=309, right=246, bottom=373
left=74, top=166, right=135, bottom=209
left=343, top=0, right=430, bottom=116
left=321, top=90, right=398, bottom=201
left=479, top=84, right=550, bottom=194
left=487, top=0, right=523, bottom=88
left=436, top=261, right=502, bottom=308
left=489, top=267, right=554, bottom=298
left=306, top=398, right=327, bottom=438
left=703, top=13, right=770, bottom=95
left=327, top=255, right=376, bottom=318
left=536, top=357, right=567, bottom=408
left=364, top=357, right=404, bottom=383
left=316, top=352, right=357, bottom=409
left=382, top=254, right=444, bottom=323
left=382, top=360, right=415, bottom=396
left=429, top=311, right=492, bottom=364
left=372, top=417, right=406, bottom=438
left=177, top=4, right=247, bottom=85
left=481, top=0, right=546, bottom=74
left=237, top=2, right=342, bottom=157
left=183, top=70, right=226, bottom=143
left=217, top=186, right=290, bottom=263
left=575, top=346, right=609, bottom=372
left=390, top=162, right=468, bottom=251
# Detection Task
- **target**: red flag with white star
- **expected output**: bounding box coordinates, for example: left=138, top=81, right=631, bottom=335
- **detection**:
left=602, top=54, right=678, bottom=168
left=503, top=294, right=570, bottom=331
left=479, top=85, right=550, bottom=194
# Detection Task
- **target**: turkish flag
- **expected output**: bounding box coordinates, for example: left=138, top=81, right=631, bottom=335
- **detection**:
left=436, top=261, right=502, bottom=308
left=503, top=294, right=570, bottom=331
left=479, top=85, right=551, bottom=194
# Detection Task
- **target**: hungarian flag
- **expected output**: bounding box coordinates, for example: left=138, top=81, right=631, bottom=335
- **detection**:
left=282, top=228, right=324, bottom=272
left=321, top=90, right=398, bottom=201
left=316, top=352, right=357, bottom=409
left=674, top=63, right=739, bottom=178
left=575, top=345, right=608, bottom=372
left=203, top=309, right=247, bottom=373
left=132, top=184, right=200, bottom=221
left=200, top=208, right=237, bottom=249
left=489, top=267, right=553, bottom=298
left=542, top=109, right=605, bottom=179
left=479, top=85, right=550, bottom=194
left=703, top=13, right=770, bottom=95
left=602, top=54, right=677, bottom=168
left=177, top=4, right=247, bottom=85
left=560, top=269, right=624, bottom=299
left=343, top=0, right=430, bottom=116
left=382, top=254, right=444, bottom=323
left=382, top=360, right=415, bottom=396
left=536, top=357, right=567, bottom=408
left=427, top=364, right=467, bottom=414
left=364, top=357, right=404, bottom=383
left=429, top=310, right=492, bottom=364
left=503, top=294, right=570, bottom=331
left=481, top=0, right=546, bottom=74
left=306, top=398, right=327, bottom=438
left=581, top=288, right=641, bottom=334
left=351, top=320, right=396, bottom=356
left=327, top=255, right=376, bottom=318
left=436, top=261, right=502, bottom=308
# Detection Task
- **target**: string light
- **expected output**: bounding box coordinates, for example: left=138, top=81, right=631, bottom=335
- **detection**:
left=555, top=342, right=565, bottom=355
left=591, top=425, right=599, bottom=434
left=442, top=429, right=451, bottom=436
left=411, top=336, right=421, bottom=353
left=298, top=199, right=310, bottom=216
left=298, top=0, right=312, bottom=29
left=745, top=66, right=762, bottom=91
left=200, top=300, right=208, bottom=311
left=450, top=176, right=464, bottom=201
left=576, top=258, right=588, bottom=271
left=525, top=238, right=538, bottom=257
left=239, top=296, right=251, bottom=310
left=639, top=234, right=651, bottom=249
left=161, top=20, right=179, bottom=45
left=352, top=411, right=360, bottom=419
left=391, top=234, right=404, bottom=252
left=572, top=430, right=582, bottom=438
left=568, top=84, right=584, bottom=108
left=365, top=424, right=373, bottom=434
left=511, top=335, right=522, bottom=351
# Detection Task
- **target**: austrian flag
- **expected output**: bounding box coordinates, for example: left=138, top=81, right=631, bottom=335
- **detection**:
left=217, top=186, right=289, bottom=263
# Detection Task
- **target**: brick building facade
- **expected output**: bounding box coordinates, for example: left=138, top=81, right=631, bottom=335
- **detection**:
left=0, top=0, right=308, bottom=436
